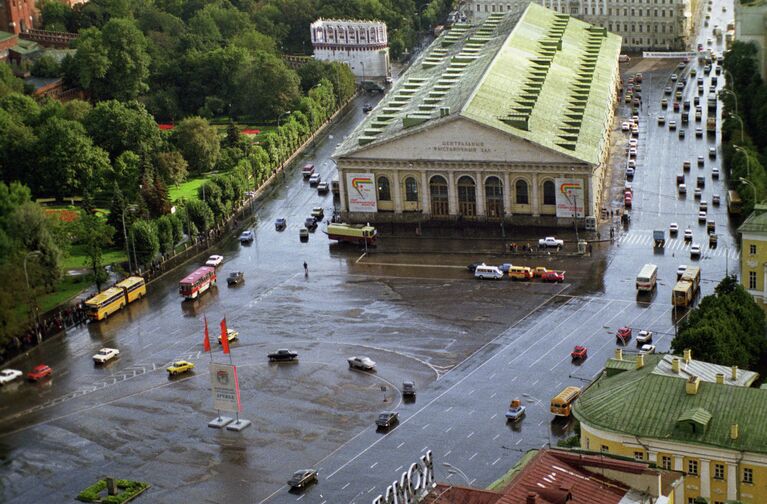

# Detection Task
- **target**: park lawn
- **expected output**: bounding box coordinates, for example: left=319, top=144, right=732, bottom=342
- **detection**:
left=169, top=176, right=210, bottom=203
left=39, top=274, right=94, bottom=312
left=62, top=245, right=127, bottom=271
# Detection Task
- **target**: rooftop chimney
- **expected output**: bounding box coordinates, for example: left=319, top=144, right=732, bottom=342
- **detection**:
left=732, top=365, right=738, bottom=381
left=686, top=375, right=701, bottom=395
left=615, top=348, right=623, bottom=360
left=731, top=423, right=739, bottom=440
left=672, top=357, right=680, bottom=373
left=716, top=373, right=725, bottom=384
left=526, top=492, right=539, bottom=504
left=683, top=349, right=692, bottom=363
left=636, top=353, right=645, bottom=369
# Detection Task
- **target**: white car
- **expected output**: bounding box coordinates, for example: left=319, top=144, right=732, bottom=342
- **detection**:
left=669, top=223, right=679, bottom=234
left=658, top=116, right=666, bottom=125
left=205, top=255, right=224, bottom=267
left=671, top=73, right=678, bottom=81
left=629, top=147, right=638, bottom=157
left=696, top=127, right=703, bottom=137
left=699, top=211, right=707, bottom=223
left=691, top=243, right=702, bottom=258
left=93, top=347, right=120, bottom=364
left=677, top=264, right=688, bottom=279
left=538, top=236, right=564, bottom=248
left=631, top=126, right=639, bottom=136
left=629, top=138, right=638, bottom=148
left=309, top=173, right=321, bottom=186
left=621, top=121, right=630, bottom=131
left=348, top=356, right=376, bottom=371
left=0, top=369, right=22, bottom=385
left=694, top=188, right=702, bottom=199
left=669, top=121, right=677, bottom=130
left=712, top=167, right=720, bottom=179
left=640, top=344, right=657, bottom=354
left=698, top=156, right=705, bottom=166
left=709, top=147, right=717, bottom=159
left=678, top=184, right=687, bottom=194
left=628, top=159, right=637, bottom=169
left=637, top=330, right=653, bottom=343
left=684, top=229, right=693, bottom=241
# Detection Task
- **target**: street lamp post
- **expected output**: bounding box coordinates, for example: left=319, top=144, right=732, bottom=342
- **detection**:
left=567, top=189, right=579, bottom=243
left=122, top=204, right=138, bottom=273
left=442, top=462, right=471, bottom=486
left=739, top=176, right=757, bottom=205
left=734, top=145, right=752, bottom=178
left=24, top=250, right=42, bottom=342
left=718, top=87, right=739, bottom=117
left=277, top=110, right=292, bottom=128
left=721, top=105, right=745, bottom=143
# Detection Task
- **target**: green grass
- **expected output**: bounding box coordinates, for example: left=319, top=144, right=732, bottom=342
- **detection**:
left=38, top=274, right=94, bottom=313
left=61, top=245, right=127, bottom=271
left=169, top=176, right=212, bottom=203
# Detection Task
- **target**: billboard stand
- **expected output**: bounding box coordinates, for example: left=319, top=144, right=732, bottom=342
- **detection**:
left=208, top=414, right=233, bottom=429
left=223, top=341, right=250, bottom=432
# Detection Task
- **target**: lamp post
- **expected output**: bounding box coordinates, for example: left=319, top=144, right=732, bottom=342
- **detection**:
left=360, top=60, right=366, bottom=84
left=121, top=204, right=138, bottom=273
left=739, top=177, right=757, bottom=206
left=724, top=110, right=745, bottom=144
left=734, top=145, right=751, bottom=177
left=277, top=110, right=292, bottom=128
left=24, top=250, right=42, bottom=342
left=567, top=189, right=579, bottom=243
left=442, top=462, right=471, bottom=486
left=718, top=87, right=739, bottom=117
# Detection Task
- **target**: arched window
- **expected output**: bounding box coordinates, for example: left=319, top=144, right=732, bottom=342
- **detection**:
left=430, top=176, right=449, bottom=216
left=377, top=176, right=391, bottom=201
left=457, top=176, right=476, bottom=216
left=543, top=180, right=556, bottom=205
left=515, top=179, right=529, bottom=205
left=405, top=177, right=418, bottom=202
left=485, top=177, right=503, bottom=218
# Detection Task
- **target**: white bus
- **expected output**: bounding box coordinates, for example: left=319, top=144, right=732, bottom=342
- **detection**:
left=636, top=264, right=658, bottom=291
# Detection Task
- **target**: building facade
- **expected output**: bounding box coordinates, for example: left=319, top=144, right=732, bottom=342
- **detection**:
left=735, top=0, right=767, bottom=79
left=466, top=0, right=699, bottom=50
left=334, top=5, right=620, bottom=228
left=0, top=0, right=35, bottom=35
left=738, top=204, right=767, bottom=303
left=310, top=18, right=390, bottom=82
left=574, top=351, right=767, bottom=504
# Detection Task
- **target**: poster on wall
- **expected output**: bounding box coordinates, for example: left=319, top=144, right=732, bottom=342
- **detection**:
left=555, top=178, right=585, bottom=218
left=346, top=173, right=378, bottom=213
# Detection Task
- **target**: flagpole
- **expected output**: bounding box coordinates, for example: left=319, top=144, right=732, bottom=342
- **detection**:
left=225, top=317, right=240, bottom=424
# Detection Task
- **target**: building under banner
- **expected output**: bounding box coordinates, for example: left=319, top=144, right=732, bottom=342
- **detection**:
left=333, top=4, right=621, bottom=229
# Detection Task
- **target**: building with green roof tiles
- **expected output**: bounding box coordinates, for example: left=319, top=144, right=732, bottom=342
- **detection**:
left=739, top=204, right=767, bottom=304
left=333, top=4, right=620, bottom=228
left=574, top=350, right=767, bottom=504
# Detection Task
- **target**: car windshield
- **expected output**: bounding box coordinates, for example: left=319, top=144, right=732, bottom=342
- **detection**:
left=378, top=413, right=391, bottom=420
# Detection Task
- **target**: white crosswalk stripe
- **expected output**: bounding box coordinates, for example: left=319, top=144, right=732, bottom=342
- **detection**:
left=617, top=232, right=739, bottom=260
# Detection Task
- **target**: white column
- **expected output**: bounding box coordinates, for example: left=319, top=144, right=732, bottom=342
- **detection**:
left=475, top=172, right=486, bottom=217
left=339, top=168, right=348, bottom=212
left=421, top=171, right=429, bottom=215
left=531, top=172, right=540, bottom=217
left=674, top=457, right=684, bottom=503
left=727, top=464, right=737, bottom=501
left=392, top=170, right=403, bottom=213
left=448, top=171, right=457, bottom=215
left=700, top=459, right=711, bottom=498
left=503, top=172, right=512, bottom=216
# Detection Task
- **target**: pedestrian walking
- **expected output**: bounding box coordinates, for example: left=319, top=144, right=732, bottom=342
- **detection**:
left=303, top=261, right=308, bottom=276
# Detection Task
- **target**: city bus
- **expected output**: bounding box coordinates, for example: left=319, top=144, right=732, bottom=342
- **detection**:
left=672, top=280, right=694, bottom=307
left=636, top=264, right=658, bottom=292
left=115, top=276, right=147, bottom=303
left=727, top=190, right=742, bottom=215
left=179, top=266, right=217, bottom=300
left=550, top=386, right=581, bottom=417
left=85, top=287, right=128, bottom=321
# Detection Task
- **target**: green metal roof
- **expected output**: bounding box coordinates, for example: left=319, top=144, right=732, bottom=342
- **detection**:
left=738, top=205, right=767, bottom=234
left=336, top=3, right=620, bottom=165
left=10, top=39, right=40, bottom=55
left=574, top=355, right=767, bottom=454
left=0, top=31, right=14, bottom=42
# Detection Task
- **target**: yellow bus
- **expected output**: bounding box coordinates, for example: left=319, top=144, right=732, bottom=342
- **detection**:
left=727, top=190, right=742, bottom=215
left=550, top=386, right=581, bottom=417
left=116, top=276, right=147, bottom=303
left=508, top=266, right=533, bottom=280
left=672, top=280, right=694, bottom=307
left=85, top=287, right=127, bottom=321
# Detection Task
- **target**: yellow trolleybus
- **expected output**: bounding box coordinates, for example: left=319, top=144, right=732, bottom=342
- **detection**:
left=85, top=287, right=128, bottom=321
left=115, top=276, right=147, bottom=303
left=550, top=386, right=582, bottom=417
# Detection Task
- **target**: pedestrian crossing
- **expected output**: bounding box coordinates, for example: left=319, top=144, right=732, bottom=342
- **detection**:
left=618, top=231, right=739, bottom=260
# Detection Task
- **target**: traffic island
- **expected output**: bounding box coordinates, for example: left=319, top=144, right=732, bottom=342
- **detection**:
left=76, top=478, right=149, bottom=503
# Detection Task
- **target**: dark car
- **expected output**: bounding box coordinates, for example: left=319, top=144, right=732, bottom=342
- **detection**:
left=311, top=207, right=324, bottom=220
left=275, top=218, right=287, bottom=231
left=402, top=381, right=416, bottom=398
left=226, top=271, right=244, bottom=286
left=287, top=469, right=318, bottom=490
left=304, top=217, right=317, bottom=230
left=467, top=262, right=482, bottom=273
left=362, top=103, right=373, bottom=113
left=268, top=349, right=299, bottom=362
left=376, top=411, right=399, bottom=429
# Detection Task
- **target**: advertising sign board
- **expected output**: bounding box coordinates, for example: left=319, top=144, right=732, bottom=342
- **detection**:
left=346, top=173, right=377, bottom=213
left=209, top=363, right=242, bottom=413
left=555, top=178, right=585, bottom=218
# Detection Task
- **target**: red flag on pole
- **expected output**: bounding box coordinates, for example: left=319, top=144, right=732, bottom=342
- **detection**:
left=203, top=316, right=211, bottom=353
left=220, top=318, right=230, bottom=354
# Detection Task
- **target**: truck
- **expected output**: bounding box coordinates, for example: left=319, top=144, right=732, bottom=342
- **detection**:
left=326, top=223, right=377, bottom=246
left=653, top=230, right=666, bottom=248
left=672, top=280, right=694, bottom=307
left=538, top=236, right=564, bottom=248
left=707, top=116, right=716, bottom=134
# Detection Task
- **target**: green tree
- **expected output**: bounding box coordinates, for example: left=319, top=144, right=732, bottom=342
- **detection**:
left=130, top=219, right=159, bottom=267
left=112, top=151, right=143, bottom=201
left=0, top=93, right=40, bottom=125
left=184, top=198, right=214, bottom=233
left=0, top=64, right=24, bottom=98
left=0, top=108, right=36, bottom=184
left=106, top=183, right=130, bottom=248
left=83, top=100, right=161, bottom=160
left=41, top=1, right=74, bottom=31
left=155, top=150, right=188, bottom=186
left=155, top=214, right=175, bottom=254
left=77, top=211, right=115, bottom=291
left=234, top=51, right=301, bottom=119
left=173, top=116, right=220, bottom=174
left=31, top=55, right=62, bottom=78
left=8, top=202, right=62, bottom=291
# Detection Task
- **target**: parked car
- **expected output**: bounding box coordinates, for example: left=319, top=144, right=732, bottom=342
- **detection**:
left=205, top=255, right=224, bottom=267
left=375, top=411, right=399, bottom=429
left=227, top=271, right=244, bottom=286
left=677, top=264, right=688, bottom=280
left=402, top=381, right=416, bottom=398
left=362, top=103, right=373, bottom=113
left=239, top=230, right=255, bottom=243
left=309, top=173, right=321, bottom=186
left=304, top=217, right=317, bottom=230
left=621, top=121, right=630, bottom=131
left=538, top=236, right=564, bottom=248
left=683, top=160, right=691, bottom=170
left=541, top=271, right=565, bottom=283
left=571, top=345, right=588, bottom=360
left=505, top=399, right=526, bottom=422
left=640, top=344, right=657, bottom=354
left=712, top=194, right=721, bottom=206
left=616, top=327, right=632, bottom=345
left=678, top=129, right=686, bottom=139
left=219, top=329, right=239, bottom=344
left=709, top=147, right=717, bottom=159
left=167, top=360, right=194, bottom=376
left=626, top=167, right=635, bottom=179
left=0, top=369, right=22, bottom=385
left=287, top=469, right=318, bottom=490
left=684, top=228, right=693, bottom=241
left=268, top=349, right=299, bottom=362
left=636, top=330, right=653, bottom=343
left=275, top=218, right=287, bottom=231
left=669, top=223, right=679, bottom=234
left=691, top=243, right=702, bottom=258
left=301, top=164, right=315, bottom=178
left=299, top=227, right=309, bottom=242
left=93, top=347, right=120, bottom=364
left=348, top=356, right=376, bottom=371
left=27, top=364, right=52, bottom=381
left=694, top=188, right=702, bottom=199
left=317, top=181, right=329, bottom=194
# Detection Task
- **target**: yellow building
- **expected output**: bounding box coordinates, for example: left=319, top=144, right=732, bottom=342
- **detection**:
left=574, top=350, right=766, bottom=504
left=739, top=204, right=767, bottom=304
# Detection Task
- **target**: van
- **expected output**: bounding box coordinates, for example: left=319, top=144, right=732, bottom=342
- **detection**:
left=301, top=164, right=315, bottom=178
left=636, top=263, right=658, bottom=291
left=550, top=386, right=581, bottom=417
left=507, top=266, right=533, bottom=281
left=619, top=54, right=631, bottom=63
left=474, top=264, right=503, bottom=280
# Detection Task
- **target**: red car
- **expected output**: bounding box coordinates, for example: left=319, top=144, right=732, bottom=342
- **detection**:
left=541, top=271, right=565, bottom=283
left=571, top=345, right=588, bottom=360
left=616, top=327, right=632, bottom=345
left=27, top=364, right=52, bottom=381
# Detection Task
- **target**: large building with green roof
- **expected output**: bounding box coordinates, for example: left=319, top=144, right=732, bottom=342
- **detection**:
left=574, top=350, right=767, bottom=504
left=739, top=204, right=767, bottom=304
left=333, top=3, right=620, bottom=227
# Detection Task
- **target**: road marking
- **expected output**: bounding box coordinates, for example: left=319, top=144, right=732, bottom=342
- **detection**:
left=395, top=465, right=403, bottom=473
left=296, top=495, right=304, bottom=501
left=490, top=413, right=497, bottom=420
left=445, top=406, right=453, bottom=412
left=467, top=431, right=474, bottom=439
left=490, top=392, right=496, bottom=398
left=492, top=457, right=502, bottom=466
left=493, top=434, right=500, bottom=441
left=368, top=486, right=375, bottom=493
left=489, top=373, right=496, bottom=380
left=511, top=376, right=517, bottom=382
left=397, top=442, right=405, bottom=449
left=469, top=452, right=478, bottom=461
left=445, top=426, right=452, bottom=433
left=468, top=409, right=474, bottom=415
left=470, top=478, right=476, bottom=485
left=531, top=379, right=539, bottom=386
left=422, top=423, right=429, bottom=430
left=370, top=462, right=378, bottom=469
left=516, top=439, right=523, bottom=445
left=342, top=483, right=350, bottom=490
left=444, top=450, right=452, bottom=457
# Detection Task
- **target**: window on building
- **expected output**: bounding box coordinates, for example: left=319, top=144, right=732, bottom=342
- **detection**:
left=688, top=459, right=698, bottom=476
left=687, top=499, right=697, bottom=504
left=429, top=176, right=449, bottom=217
left=601, top=445, right=609, bottom=453
left=404, top=177, right=418, bottom=202
left=639, top=8, right=642, bottom=15
left=485, top=177, right=504, bottom=218
left=515, top=179, right=529, bottom=205
left=543, top=180, right=556, bottom=205
left=714, top=463, right=725, bottom=480
left=661, top=456, right=672, bottom=470
left=377, top=176, right=391, bottom=201
left=492, top=4, right=496, bottom=11
left=457, top=176, right=476, bottom=216
left=744, top=467, right=754, bottom=484
left=634, top=451, right=644, bottom=461
left=750, top=271, right=757, bottom=290
left=750, top=244, right=757, bottom=255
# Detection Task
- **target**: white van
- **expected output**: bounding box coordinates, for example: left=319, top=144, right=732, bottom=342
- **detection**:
left=619, top=54, right=631, bottom=63
left=636, top=264, right=658, bottom=291
left=475, top=264, right=504, bottom=280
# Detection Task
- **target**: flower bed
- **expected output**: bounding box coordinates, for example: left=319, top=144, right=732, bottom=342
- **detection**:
left=77, top=479, right=150, bottom=503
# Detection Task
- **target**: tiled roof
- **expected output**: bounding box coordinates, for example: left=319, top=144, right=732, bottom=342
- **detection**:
left=738, top=206, right=767, bottom=234
left=422, top=484, right=501, bottom=503
left=0, top=31, right=14, bottom=42
left=574, top=354, right=767, bottom=453
left=336, top=3, right=620, bottom=165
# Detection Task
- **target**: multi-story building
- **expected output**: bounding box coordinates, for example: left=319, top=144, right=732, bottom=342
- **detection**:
left=466, top=0, right=699, bottom=50
left=574, top=350, right=767, bottom=504
left=333, top=4, right=620, bottom=228
left=735, top=0, right=767, bottom=79
left=738, top=204, right=767, bottom=303
left=0, top=0, right=35, bottom=35
left=310, top=18, right=390, bottom=82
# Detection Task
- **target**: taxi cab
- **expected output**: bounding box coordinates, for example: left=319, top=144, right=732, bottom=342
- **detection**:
left=167, top=360, right=195, bottom=376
